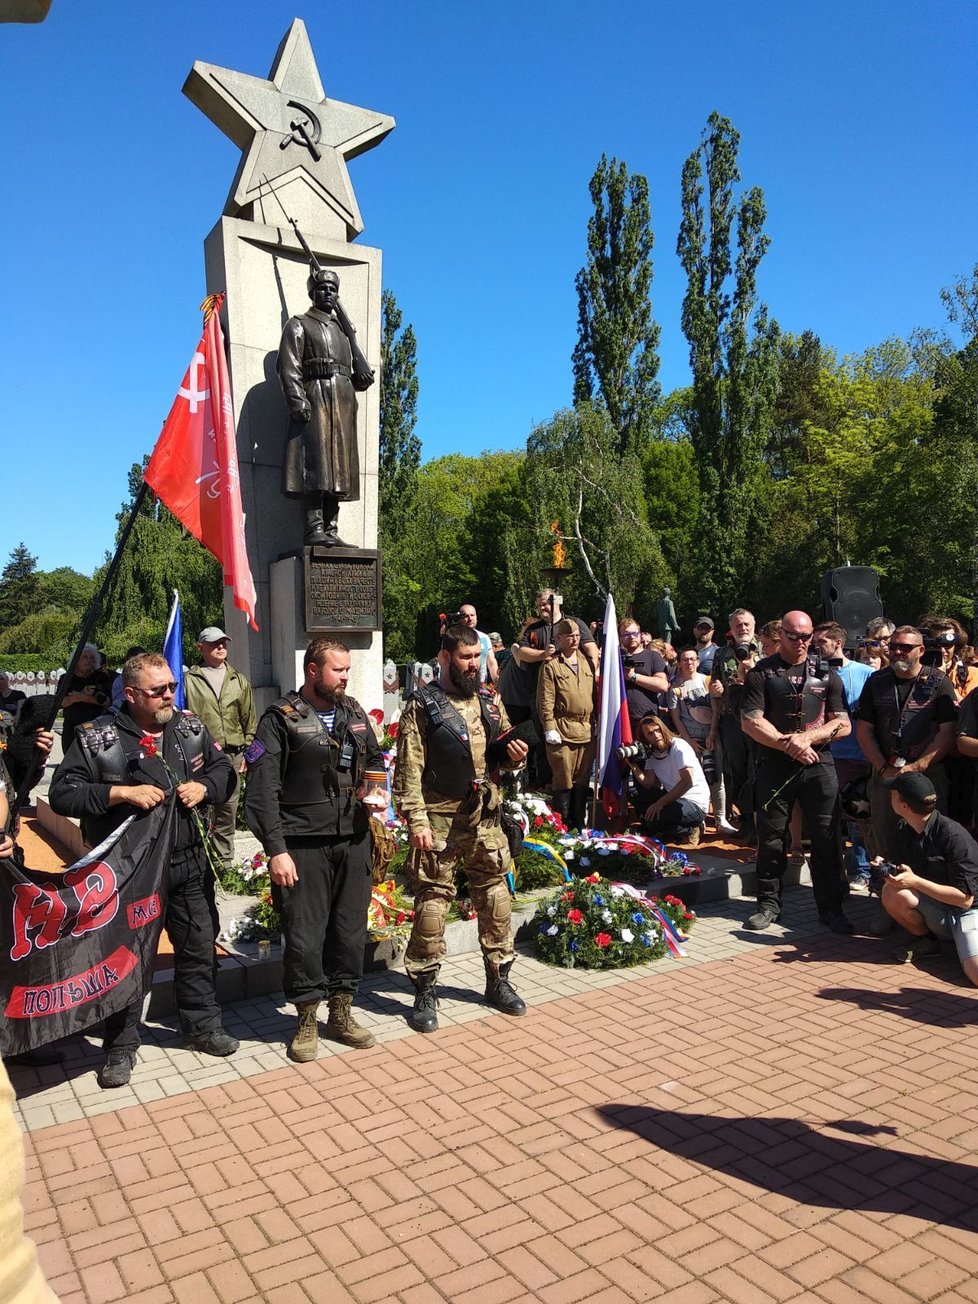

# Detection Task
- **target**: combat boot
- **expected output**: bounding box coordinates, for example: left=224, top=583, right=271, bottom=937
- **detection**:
left=409, top=973, right=439, bottom=1034
left=325, top=993, right=377, bottom=1048
left=289, top=1001, right=320, bottom=1063
left=484, top=959, right=527, bottom=1017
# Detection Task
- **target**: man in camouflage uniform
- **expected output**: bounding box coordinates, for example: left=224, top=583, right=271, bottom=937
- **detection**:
left=394, top=624, right=530, bottom=1033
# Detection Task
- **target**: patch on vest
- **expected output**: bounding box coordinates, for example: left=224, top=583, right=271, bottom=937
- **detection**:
left=245, top=738, right=266, bottom=765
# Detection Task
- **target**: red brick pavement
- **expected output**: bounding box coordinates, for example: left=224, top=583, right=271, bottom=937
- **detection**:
left=20, top=931, right=978, bottom=1303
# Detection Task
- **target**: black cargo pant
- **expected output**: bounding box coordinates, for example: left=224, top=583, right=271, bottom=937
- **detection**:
left=103, top=844, right=221, bottom=1052
left=272, top=834, right=372, bottom=1006
left=720, top=712, right=755, bottom=827
left=754, top=755, right=846, bottom=917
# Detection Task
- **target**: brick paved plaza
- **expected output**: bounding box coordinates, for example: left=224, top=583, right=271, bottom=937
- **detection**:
left=11, top=872, right=978, bottom=1304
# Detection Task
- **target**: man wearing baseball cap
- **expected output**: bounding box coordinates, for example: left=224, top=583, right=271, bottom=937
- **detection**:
left=185, top=626, right=257, bottom=874
left=877, top=771, right=978, bottom=982
left=693, top=616, right=718, bottom=673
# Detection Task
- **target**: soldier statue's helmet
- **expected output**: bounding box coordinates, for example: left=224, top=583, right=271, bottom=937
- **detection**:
left=307, top=267, right=340, bottom=297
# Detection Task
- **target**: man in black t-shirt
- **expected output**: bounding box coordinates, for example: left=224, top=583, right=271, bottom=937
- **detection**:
left=741, top=610, right=853, bottom=933
left=619, top=617, right=669, bottom=732
left=855, top=625, right=956, bottom=865
left=877, top=772, right=978, bottom=984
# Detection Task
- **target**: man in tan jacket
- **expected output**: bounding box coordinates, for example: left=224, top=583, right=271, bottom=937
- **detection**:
left=537, top=619, right=596, bottom=831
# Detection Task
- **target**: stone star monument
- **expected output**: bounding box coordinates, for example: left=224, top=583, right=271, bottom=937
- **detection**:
left=184, top=18, right=394, bottom=709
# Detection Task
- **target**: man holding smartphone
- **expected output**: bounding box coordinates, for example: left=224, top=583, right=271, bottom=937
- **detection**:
left=877, top=771, right=978, bottom=982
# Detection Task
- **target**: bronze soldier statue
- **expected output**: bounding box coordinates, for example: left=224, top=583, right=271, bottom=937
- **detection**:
left=278, top=267, right=375, bottom=546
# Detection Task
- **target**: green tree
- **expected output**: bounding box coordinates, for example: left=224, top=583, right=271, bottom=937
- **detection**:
left=572, top=155, right=661, bottom=456
left=506, top=404, right=669, bottom=628
left=0, top=543, right=40, bottom=629
left=38, top=567, right=95, bottom=616
left=379, top=289, right=420, bottom=520
left=677, top=112, right=779, bottom=613
left=95, top=461, right=223, bottom=664
left=939, top=265, right=978, bottom=636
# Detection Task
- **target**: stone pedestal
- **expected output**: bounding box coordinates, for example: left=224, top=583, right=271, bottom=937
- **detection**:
left=268, top=555, right=381, bottom=712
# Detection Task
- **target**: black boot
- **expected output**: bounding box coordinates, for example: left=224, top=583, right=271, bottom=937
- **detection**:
left=484, top=959, right=527, bottom=1017
left=569, top=786, right=590, bottom=832
left=551, top=789, right=571, bottom=827
left=302, top=495, right=326, bottom=544
left=409, top=972, right=439, bottom=1033
left=321, top=494, right=350, bottom=548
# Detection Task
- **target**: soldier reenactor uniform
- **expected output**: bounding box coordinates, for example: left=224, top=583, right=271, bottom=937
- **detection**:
left=49, top=706, right=238, bottom=1081
left=244, top=688, right=383, bottom=1058
left=394, top=681, right=526, bottom=1033
left=740, top=652, right=851, bottom=931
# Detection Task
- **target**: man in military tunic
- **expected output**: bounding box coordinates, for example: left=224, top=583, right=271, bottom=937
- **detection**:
left=244, top=637, right=383, bottom=1061
left=49, top=653, right=238, bottom=1088
left=278, top=268, right=374, bottom=546
left=394, top=624, right=530, bottom=1034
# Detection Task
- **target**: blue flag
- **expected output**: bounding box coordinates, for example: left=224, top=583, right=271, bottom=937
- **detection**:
left=163, top=590, right=186, bottom=709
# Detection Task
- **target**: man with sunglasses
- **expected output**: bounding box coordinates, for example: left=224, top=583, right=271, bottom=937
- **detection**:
left=50, top=652, right=238, bottom=1087
left=741, top=611, right=853, bottom=933
left=856, top=626, right=956, bottom=894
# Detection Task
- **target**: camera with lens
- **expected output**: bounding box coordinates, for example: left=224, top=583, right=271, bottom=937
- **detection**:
left=868, top=859, right=900, bottom=891
left=733, top=642, right=754, bottom=662
left=920, top=627, right=956, bottom=668
left=616, top=741, right=649, bottom=763
left=621, top=653, right=643, bottom=670
left=440, top=610, right=464, bottom=629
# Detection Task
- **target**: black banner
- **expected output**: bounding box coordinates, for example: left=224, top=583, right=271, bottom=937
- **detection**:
left=0, top=800, right=174, bottom=1057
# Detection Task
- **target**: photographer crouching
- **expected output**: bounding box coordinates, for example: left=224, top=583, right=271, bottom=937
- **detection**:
left=874, top=771, right=978, bottom=984
left=623, top=715, right=709, bottom=847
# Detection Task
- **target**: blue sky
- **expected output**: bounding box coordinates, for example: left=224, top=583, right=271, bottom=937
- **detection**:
left=2, top=1, right=976, bottom=574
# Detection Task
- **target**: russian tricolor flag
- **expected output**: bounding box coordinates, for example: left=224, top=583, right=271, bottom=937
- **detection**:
left=596, top=592, right=633, bottom=818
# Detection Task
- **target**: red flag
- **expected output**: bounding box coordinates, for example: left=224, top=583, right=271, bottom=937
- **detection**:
left=145, top=293, right=259, bottom=630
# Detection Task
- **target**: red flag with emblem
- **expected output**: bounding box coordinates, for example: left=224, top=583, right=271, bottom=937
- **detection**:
left=145, top=293, right=259, bottom=630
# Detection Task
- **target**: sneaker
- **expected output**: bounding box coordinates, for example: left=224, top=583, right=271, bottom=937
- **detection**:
left=716, top=818, right=738, bottom=835
left=819, top=910, right=854, bottom=935
left=848, top=875, right=872, bottom=895
left=185, top=1030, right=240, bottom=1057
left=893, top=934, right=942, bottom=964
left=98, top=1048, right=136, bottom=1089
left=745, top=906, right=781, bottom=931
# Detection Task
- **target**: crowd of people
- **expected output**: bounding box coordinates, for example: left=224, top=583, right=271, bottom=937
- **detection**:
left=3, top=593, right=978, bottom=1092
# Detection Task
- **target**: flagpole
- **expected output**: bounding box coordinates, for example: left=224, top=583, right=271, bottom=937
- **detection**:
left=13, top=482, right=150, bottom=809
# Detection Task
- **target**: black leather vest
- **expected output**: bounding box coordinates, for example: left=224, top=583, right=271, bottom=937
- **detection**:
left=414, top=683, right=502, bottom=799
left=759, top=654, right=830, bottom=735
left=78, top=712, right=207, bottom=781
left=274, top=691, right=364, bottom=813
left=869, top=668, right=943, bottom=759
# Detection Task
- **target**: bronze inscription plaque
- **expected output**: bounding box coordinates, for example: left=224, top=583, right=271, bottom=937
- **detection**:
left=303, top=548, right=382, bottom=633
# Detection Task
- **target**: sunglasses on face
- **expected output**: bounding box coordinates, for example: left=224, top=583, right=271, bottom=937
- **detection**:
left=135, top=681, right=179, bottom=698
left=783, top=631, right=813, bottom=642
left=888, top=643, right=920, bottom=656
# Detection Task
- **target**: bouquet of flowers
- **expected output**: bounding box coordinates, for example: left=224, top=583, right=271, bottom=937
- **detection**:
left=222, top=890, right=280, bottom=943
left=534, top=874, right=672, bottom=970
left=367, top=877, right=415, bottom=939
left=220, top=851, right=271, bottom=897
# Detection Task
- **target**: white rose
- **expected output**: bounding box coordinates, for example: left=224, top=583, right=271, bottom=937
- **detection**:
left=621, top=928, right=634, bottom=943
left=547, top=925, right=559, bottom=937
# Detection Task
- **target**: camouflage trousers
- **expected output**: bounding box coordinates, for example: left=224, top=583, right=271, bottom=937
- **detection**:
left=404, top=800, right=514, bottom=981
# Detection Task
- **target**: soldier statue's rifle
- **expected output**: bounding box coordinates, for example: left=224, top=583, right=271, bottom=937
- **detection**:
left=262, top=176, right=375, bottom=390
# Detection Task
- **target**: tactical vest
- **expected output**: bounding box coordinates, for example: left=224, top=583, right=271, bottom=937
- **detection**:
left=869, top=667, right=943, bottom=759
left=273, top=691, right=365, bottom=811
left=759, top=653, right=831, bottom=736
left=412, top=683, right=503, bottom=799
left=78, top=711, right=208, bottom=782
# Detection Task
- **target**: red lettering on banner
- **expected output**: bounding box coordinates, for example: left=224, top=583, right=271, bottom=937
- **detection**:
left=64, top=862, right=119, bottom=937
left=9, top=883, right=67, bottom=962
left=127, top=894, right=161, bottom=929
left=5, top=945, right=137, bottom=1019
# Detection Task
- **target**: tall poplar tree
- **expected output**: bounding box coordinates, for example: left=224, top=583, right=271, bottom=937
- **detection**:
left=677, top=112, right=779, bottom=611
left=379, top=289, right=420, bottom=519
left=378, top=288, right=422, bottom=659
left=572, top=155, right=661, bottom=456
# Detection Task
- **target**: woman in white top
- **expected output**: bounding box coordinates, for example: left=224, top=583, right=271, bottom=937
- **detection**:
left=626, top=714, right=709, bottom=847
left=667, top=646, right=734, bottom=833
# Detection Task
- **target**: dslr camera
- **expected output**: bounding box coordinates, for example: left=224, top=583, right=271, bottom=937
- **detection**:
left=616, top=741, right=649, bottom=764
left=920, top=627, right=956, bottom=668
left=733, top=642, right=754, bottom=662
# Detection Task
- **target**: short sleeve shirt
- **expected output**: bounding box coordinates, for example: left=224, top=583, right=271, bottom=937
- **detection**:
left=893, top=811, right=978, bottom=900
left=623, top=648, right=668, bottom=721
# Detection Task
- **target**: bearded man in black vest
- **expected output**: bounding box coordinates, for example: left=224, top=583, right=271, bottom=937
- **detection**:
left=394, top=625, right=530, bottom=1034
